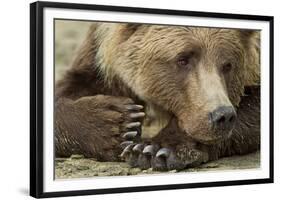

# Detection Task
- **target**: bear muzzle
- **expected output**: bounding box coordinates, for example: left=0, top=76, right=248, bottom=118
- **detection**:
left=177, top=105, right=237, bottom=144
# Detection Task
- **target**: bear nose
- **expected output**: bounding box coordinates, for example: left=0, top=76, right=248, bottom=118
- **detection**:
left=209, top=106, right=237, bottom=131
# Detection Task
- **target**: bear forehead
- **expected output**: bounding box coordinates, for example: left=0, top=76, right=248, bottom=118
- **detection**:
left=130, top=26, right=244, bottom=61
left=145, top=26, right=240, bottom=39
left=142, top=26, right=242, bottom=47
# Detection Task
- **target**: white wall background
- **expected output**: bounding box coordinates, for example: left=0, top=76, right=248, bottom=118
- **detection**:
left=0, top=0, right=279, bottom=199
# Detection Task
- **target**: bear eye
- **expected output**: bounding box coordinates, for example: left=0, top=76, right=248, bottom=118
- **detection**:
left=177, top=52, right=195, bottom=69
left=222, top=62, right=232, bottom=73
left=177, top=57, right=190, bottom=67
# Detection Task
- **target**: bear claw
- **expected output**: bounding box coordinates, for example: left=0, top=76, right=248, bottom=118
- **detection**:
left=132, top=143, right=144, bottom=152
left=143, top=144, right=159, bottom=155
left=126, top=122, right=141, bottom=129
left=120, top=143, right=189, bottom=171
left=120, top=143, right=135, bottom=157
left=156, top=148, right=171, bottom=158
left=123, top=131, right=138, bottom=139
left=129, top=112, right=145, bottom=118
left=125, top=104, right=144, bottom=111
left=120, top=141, right=133, bottom=149
left=121, top=104, right=145, bottom=141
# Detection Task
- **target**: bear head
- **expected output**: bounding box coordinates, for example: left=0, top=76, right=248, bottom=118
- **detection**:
left=96, top=23, right=260, bottom=144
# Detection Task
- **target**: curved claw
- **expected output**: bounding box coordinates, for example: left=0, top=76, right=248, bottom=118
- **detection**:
left=125, top=104, right=144, bottom=111
left=123, top=131, right=138, bottom=139
left=120, top=143, right=135, bottom=157
left=143, top=145, right=159, bottom=156
left=129, top=112, right=145, bottom=119
left=120, top=141, right=133, bottom=149
left=126, top=122, right=141, bottom=129
left=132, top=143, right=144, bottom=153
left=156, top=148, right=171, bottom=158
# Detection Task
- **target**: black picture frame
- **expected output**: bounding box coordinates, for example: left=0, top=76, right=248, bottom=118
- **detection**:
left=30, top=1, right=274, bottom=198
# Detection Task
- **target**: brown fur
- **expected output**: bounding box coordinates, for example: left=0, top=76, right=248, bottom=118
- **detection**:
left=151, top=86, right=260, bottom=163
left=55, top=22, right=260, bottom=166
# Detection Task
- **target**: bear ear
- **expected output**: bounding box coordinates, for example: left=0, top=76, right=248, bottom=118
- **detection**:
left=238, top=29, right=259, bottom=47
left=238, top=29, right=260, bottom=87
left=239, top=29, right=256, bottom=37
left=118, top=23, right=142, bottom=42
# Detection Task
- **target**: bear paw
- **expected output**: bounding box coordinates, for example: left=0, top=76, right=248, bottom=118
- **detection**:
left=120, top=142, right=206, bottom=171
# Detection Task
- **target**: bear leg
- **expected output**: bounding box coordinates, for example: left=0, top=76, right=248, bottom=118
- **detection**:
left=55, top=95, right=145, bottom=161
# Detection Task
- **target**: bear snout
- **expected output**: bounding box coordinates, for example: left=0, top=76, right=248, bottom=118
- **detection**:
left=177, top=105, right=237, bottom=144
left=209, top=106, right=237, bottom=134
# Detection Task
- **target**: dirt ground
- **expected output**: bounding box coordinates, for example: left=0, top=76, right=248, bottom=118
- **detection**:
left=55, top=151, right=260, bottom=179
left=54, top=20, right=260, bottom=179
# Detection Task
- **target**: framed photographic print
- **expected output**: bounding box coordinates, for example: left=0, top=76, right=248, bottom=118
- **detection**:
left=30, top=1, right=274, bottom=198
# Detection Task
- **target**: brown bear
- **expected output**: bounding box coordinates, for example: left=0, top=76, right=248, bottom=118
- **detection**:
left=55, top=22, right=260, bottom=171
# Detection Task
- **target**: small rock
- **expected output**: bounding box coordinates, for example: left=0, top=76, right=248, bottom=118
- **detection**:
left=70, top=154, right=84, bottom=159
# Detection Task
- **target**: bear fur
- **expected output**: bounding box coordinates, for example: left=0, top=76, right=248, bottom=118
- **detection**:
left=55, top=23, right=260, bottom=170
